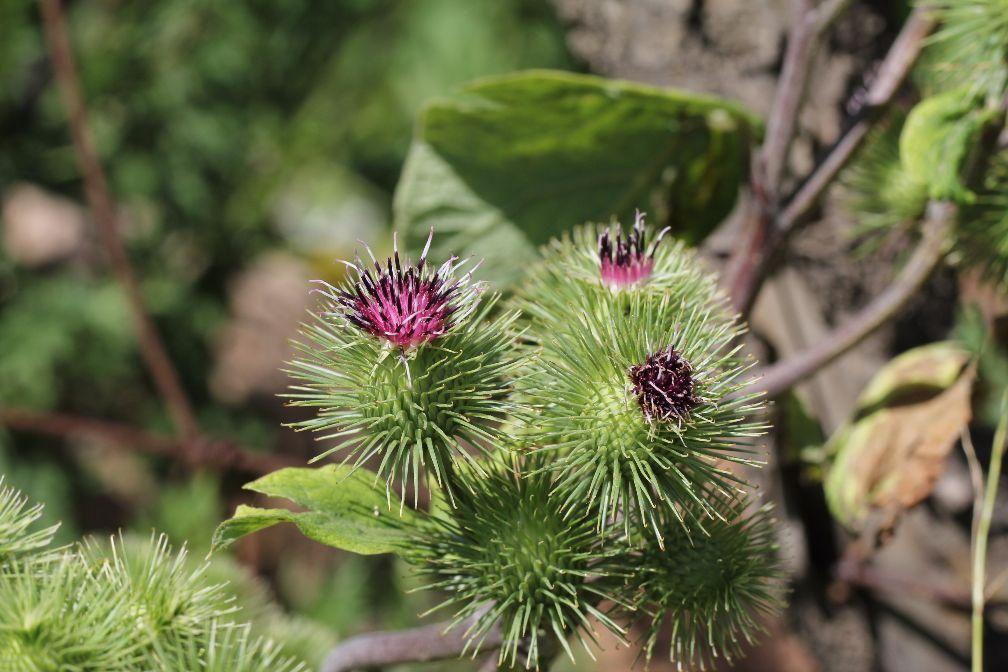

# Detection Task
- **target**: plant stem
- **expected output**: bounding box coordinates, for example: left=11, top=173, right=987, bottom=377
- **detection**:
left=761, top=0, right=854, bottom=194
left=753, top=202, right=955, bottom=398
left=972, top=392, right=1008, bottom=672
left=38, top=0, right=199, bottom=441
left=320, top=610, right=502, bottom=672
left=0, top=408, right=297, bottom=475
left=725, top=0, right=854, bottom=315
left=836, top=557, right=1008, bottom=612
left=778, top=6, right=935, bottom=235
left=726, top=5, right=930, bottom=315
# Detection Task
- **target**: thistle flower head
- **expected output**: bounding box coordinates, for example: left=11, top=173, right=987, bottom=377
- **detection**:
left=515, top=263, right=764, bottom=544
left=598, top=211, right=669, bottom=289
left=289, top=229, right=523, bottom=504
left=629, top=346, right=699, bottom=423
left=408, top=462, right=628, bottom=669
left=514, top=218, right=723, bottom=345
left=0, top=552, right=144, bottom=670
left=325, top=230, right=483, bottom=350
left=625, top=499, right=783, bottom=671
left=80, top=533, right=235, bottom=641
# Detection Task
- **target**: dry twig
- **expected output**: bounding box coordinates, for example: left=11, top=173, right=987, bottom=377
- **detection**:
left=38, top=0, right=199, bottom=440
left=321, top=608, right=503, bottom=672
left=0, top=408, right=297, bottom=475
left=726, top=4, right=932, bottom=314
left=753, top=203, right=955, bottom=398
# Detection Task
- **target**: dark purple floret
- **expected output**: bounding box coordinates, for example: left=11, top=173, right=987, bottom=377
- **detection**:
left=598, top=210, right=669, bottom=288
left=628, top=346, right=699, bottom=422
left=319, top=231, right=482, bottom=350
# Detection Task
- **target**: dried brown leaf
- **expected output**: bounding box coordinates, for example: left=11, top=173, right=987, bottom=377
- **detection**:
left=825, top=343, right=975, bottom=532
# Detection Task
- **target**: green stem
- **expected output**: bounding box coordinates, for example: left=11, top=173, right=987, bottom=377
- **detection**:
left=972, top=392, right=1008, bottom=672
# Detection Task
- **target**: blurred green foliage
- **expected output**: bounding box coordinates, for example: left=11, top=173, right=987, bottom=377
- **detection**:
left=0, top=275, right=134, bottom=410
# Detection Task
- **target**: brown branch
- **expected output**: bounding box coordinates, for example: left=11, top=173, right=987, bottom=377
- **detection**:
left=0, top=408, right=297, bottom=475
left=321, top=611, right=503, bottom=672
left=835, top=559, right=1008, bottom=612
left=762, top=0, right=854, bottom=195
left=753, top=202, right=955, bottom=398
left=38, top=0, right=199, bottom=441
left=726, top=4, right=930, bottom=315
left=778, top=7, right=935, bottom=235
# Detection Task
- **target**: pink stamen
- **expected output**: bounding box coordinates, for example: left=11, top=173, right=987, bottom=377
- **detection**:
left=597, top=211, right=668, bottom=289
left=322, top=233, right=480, bottom=350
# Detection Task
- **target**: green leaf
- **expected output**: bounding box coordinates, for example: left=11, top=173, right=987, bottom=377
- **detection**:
left=824, top=343, right=974, bottom=532
left=394, top=69, right=758, bottom=287
left=900, top=87, right=996, bottom=204
left=212, top=466, right=418, bottom=555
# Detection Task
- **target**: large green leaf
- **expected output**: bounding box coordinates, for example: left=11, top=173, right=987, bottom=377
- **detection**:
left=212, top=466, right=418, bottom=555
left=394, top=69, right=758, bottom=287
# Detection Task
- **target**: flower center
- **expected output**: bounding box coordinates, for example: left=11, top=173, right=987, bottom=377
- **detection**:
left=325, top=231, right=481, bottom=349
left=628, top=346, right=698, bottom=422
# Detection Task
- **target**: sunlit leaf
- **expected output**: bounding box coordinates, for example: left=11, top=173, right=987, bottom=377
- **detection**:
left=212, top=466, right=418, bottom=555
left=395, top=69, right=758, bottom=287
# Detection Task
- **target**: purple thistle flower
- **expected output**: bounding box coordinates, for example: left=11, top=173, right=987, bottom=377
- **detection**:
left=628, top=346, right=699, bottom=422
left=598, top=210, right=669, bottom=288
left=316, top=230, right=483, bottom=350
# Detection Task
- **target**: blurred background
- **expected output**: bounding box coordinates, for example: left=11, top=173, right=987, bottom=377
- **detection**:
left=1, top=1, right=1005, bottom=671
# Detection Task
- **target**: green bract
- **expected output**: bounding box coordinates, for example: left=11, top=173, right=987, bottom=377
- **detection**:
left=624, top=499, right=783, bottom=670
left=959, top=154, right=1008, bottom=289
left=0, top=476, right=59, bottom=558
left=900, top=86, right=997, bottom=204
left=407, top=459, right=628, bottom=669
left=155, top=622, right=306, bottom=672
left=841, top=115, right=928, bottom=241
left=288, top=290, right=523, bottom=504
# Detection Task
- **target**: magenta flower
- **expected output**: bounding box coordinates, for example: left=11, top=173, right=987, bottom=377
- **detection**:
left=598, top=211, right=669, bottom=288
left=628, top=346, right=698, bottom=422
left=318, top=231, right=482, bottom=350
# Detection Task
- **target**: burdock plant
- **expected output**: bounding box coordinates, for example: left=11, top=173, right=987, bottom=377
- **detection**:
left=217, top=214, right=781, bottom=670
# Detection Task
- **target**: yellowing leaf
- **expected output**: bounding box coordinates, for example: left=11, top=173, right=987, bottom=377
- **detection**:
left=825, top=343, right=975, bottom=532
